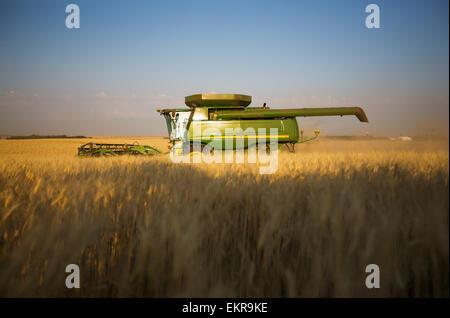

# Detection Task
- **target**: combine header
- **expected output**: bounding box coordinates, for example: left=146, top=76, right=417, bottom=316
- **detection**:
left=78, top=143, right=160, bottom=157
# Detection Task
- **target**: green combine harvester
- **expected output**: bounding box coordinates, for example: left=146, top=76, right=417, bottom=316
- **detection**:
left=157, top=93, right=368, bottom=153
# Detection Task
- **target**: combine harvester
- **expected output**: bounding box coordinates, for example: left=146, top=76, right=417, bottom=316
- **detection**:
left=157, top=93, right=368, bottom=154
left=78, top=93, right=368, bottom=156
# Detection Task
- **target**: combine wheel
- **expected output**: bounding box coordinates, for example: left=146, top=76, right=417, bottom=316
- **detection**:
left=283, top=142, right=296, bottom=153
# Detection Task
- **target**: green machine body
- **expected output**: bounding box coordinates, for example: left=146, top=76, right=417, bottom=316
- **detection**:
left=157, top=94, right=368, bottom=151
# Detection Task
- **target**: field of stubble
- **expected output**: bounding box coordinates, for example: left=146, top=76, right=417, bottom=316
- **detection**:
left=0, top=136, right=448, bottom=297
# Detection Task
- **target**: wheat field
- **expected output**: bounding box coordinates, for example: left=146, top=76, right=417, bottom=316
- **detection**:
left=0, top=136, right=448, bottom=297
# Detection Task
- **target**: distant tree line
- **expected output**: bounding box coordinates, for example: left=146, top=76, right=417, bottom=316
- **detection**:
left=5, top=135, right=90, bottom=140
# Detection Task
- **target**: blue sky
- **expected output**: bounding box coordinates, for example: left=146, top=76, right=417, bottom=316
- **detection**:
left=0, top=0, right=448, bottom=136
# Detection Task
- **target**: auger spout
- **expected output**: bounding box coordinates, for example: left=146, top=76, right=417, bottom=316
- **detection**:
left=212, top=107, right=369, bottom=122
